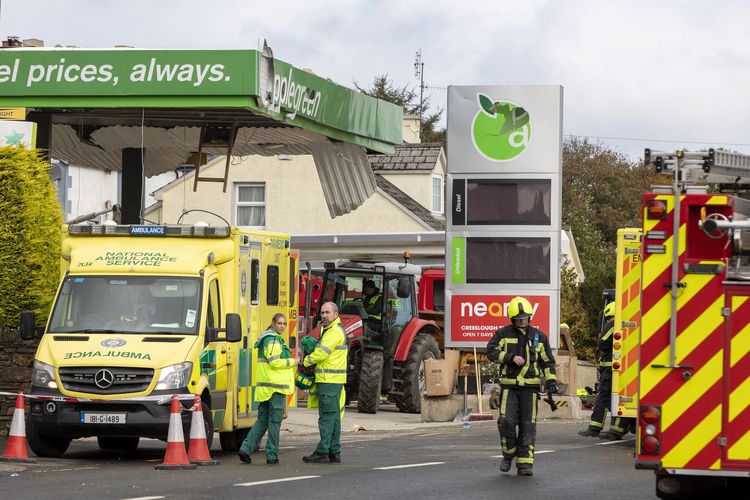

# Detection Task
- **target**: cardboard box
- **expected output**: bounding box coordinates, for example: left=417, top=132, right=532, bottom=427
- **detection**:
left=425, top=349, right=460, bottom=396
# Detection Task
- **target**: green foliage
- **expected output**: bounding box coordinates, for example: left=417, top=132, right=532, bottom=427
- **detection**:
left=354, top=74, right=445, bottom=145
left=560, top=138, right=664, bottom=360
left=0, top=147, right=62, bottom=328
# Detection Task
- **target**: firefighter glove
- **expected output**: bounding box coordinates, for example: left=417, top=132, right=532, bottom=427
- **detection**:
left=546, top=381, right=559, bottom=394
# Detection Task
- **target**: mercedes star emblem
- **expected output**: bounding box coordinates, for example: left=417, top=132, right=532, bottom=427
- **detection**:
left=94, top=369, right=114, bottom=389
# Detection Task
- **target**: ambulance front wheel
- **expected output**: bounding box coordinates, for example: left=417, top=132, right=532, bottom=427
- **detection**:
left=219, top=427, right=249, bottom=452
left=27, top=419, right=71, bottom=458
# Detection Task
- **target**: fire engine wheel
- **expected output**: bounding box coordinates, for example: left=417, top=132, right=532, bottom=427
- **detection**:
left=97, top=436, right=139, bottom=451
left=27, top=419, right=71, bottom=458
left=357, top=350, right=384, bottom=414
left=395, top=333, right=440, bottom=414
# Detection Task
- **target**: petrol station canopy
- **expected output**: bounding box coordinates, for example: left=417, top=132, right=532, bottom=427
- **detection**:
left=0, top=46, right=403, bottom=216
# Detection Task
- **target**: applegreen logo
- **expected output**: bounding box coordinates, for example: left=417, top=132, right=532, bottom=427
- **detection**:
left=472, top=94, right=531, bottom=161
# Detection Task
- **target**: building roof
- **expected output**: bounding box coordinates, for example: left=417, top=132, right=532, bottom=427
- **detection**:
left=368, top=142, right=443, bottom=172
left=375, top=175, right=445, bottom=231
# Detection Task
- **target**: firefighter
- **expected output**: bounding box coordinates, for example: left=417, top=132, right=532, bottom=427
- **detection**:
left=487, top=296, right=558, bottom=477
left=362, top=279, right=383, bottom=320
left=578, top=302, right=634, bottom=439
left=238, top=313, right=296, bottom=464
left=302, top=301, right=348, bottom=463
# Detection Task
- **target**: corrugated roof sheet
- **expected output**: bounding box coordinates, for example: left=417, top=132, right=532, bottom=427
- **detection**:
left=311, top=142, right=376, bottom=218
left=368, top=142, right=442, bottom=172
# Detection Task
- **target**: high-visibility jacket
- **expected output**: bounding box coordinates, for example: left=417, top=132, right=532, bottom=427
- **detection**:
left=304, top=316, right=347, bottom=384
left=254, top=329, right=295, bottom=402
left=364, top=293, right=382, bottom=320
left=597, top=318, right=615, bottom=367
left=486, top=324, right=556, bottom=389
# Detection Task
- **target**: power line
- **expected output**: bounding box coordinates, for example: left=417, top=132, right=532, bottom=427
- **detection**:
left=564, top=134, right=750, bottom=148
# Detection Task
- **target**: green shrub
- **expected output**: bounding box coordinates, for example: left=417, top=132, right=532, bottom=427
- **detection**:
left=0, top=146, right=62, bottom=328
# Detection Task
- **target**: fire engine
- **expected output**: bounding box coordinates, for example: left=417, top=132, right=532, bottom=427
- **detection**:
left=637, top=149, right=750, bottom=497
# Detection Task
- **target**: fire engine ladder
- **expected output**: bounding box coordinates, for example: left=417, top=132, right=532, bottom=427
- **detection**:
left=192, top=124, right=238, bottom=193
left=645, top=148, right=750, bottom=368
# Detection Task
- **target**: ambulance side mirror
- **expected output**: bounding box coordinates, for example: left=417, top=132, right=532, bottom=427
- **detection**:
left=19, top=311, right=42, bottom=340
left=225, top=313, right=242, bottom=343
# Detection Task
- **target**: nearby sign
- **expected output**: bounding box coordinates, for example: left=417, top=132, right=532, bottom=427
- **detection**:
left=449, top=294, right=551, bottom=344
left=0, top=107, right=25, bottom=120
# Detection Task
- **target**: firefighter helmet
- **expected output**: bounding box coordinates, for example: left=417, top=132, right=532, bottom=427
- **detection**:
left=603, top=302, right=615, bottom=318
left=507, top=296, right=533, bottom=320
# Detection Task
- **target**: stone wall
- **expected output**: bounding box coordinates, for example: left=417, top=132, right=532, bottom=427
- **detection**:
left=0, top=329, right=37, bottom=436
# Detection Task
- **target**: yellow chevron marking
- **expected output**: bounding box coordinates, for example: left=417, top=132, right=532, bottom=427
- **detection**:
left=642, top=224, right=687, bottom=291
left=640, top=296, right=724, bottom=399
left=732, top=295, right=749, bottom=312
left=730, top=312, right=750, bottom=368
left=729, top=375, right=750, bottom=423
left=641, top=274, right=718, bottom=345
left=662, top=352, right=722, bottom=431
left=710, top=459, right=720, bottom=470
left=706, top=195, right=728, bottom=205
left=728, top=427, right=750, bottom=461
left=662, top=405, right=721, bottom=468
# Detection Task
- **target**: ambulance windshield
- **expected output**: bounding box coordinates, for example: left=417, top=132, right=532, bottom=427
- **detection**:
left=48, top=276, right=201, bottom=334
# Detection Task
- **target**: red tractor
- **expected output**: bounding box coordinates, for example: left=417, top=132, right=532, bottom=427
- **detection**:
left=305, top=260, right=442, bottom=414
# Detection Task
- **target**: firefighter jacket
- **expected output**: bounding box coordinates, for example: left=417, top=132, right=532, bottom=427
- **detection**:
left=254, top=329, right=295, bottom=402
left=486, top=324, right=557, bottom=389
left=304, top=316, right=348, bottom=384
left=597, top=318, right=615, bottom=367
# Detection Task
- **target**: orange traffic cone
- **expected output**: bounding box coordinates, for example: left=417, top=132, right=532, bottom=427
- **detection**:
left=0, top=392, right=34, bottom=463
left=154, top=395, right=196, bottom=470
left=187, top=394, right=218, bottom=466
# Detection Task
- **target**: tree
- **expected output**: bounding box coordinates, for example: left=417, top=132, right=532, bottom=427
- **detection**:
left=0, top=147, right=62, bottom=327
left=354, top=74, right=445, bottom=145
left=561, top=138, right=665, bottom=359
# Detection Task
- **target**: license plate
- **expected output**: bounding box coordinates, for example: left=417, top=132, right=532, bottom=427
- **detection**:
left=81, top=412, right=127, bottom=424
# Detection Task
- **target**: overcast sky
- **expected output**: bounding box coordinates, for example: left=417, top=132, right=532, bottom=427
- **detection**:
left=2, top=0, right=749, bottom=161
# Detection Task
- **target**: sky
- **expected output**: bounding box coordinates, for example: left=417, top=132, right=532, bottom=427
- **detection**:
left=2, top=0, right=750, bottom=162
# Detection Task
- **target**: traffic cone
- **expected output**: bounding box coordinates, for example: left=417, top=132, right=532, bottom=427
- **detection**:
left=0, top=392, right=34, bottom=463
left=187, top=394, right=218, bottom=466
left=154, top=395, right=196, bottom=470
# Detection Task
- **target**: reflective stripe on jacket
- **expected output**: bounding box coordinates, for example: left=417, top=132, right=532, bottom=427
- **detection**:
left=304, top=316, right=348, bottom=384
left=255, top=329, right=295, bottom=401
left=486, top=324, right=557, bottom=389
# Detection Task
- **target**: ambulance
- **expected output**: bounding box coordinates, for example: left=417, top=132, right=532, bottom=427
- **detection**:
left=19, top=223, right=298, bottom=457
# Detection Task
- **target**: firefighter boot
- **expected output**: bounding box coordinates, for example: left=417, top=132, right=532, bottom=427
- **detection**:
left=598, top=430, right=623, bottom=441
left=578, top=428, right=600, bottom=437
left=517, top=466, right=533, bottom=476
left=499, top=457, right=512, bottom=472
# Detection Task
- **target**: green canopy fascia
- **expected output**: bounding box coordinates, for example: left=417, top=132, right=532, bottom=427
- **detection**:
left=0, top=49, right=402, bottom=153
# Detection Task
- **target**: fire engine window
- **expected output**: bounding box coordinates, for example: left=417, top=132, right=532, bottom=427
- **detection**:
left=250, top=259, right=260, bottom=305
left=207, top=279, right=221, bottom=329
left=466, top=179, right=551, bottom=225
left=267, top=265, right=279, bottom=306
left=466, top=237, right=550, bottom=283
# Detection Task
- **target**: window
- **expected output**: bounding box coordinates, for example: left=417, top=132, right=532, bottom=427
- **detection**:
left=432, top=174, right=443, bottom=213
left=236, top=184, right=265, bottom=228
left=250, top=259, right=260, bottom=305
left=289, top=257, right=296, bottom=309
left=267, top=265, right=279, bottom=305
left=207, top=279, right=222, bottom=329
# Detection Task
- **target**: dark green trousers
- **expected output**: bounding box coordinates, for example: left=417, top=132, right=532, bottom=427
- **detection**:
left=314, top=382, right=343, bottom=455
left=239, top=392, right=286, bottom=460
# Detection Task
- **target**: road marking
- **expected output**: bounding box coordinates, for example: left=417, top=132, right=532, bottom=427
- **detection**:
left=235, top=476, right=320, bottom=487
left=418, top=432, right=447, bottom=437
left=373, top=462, right=445, bottom=470
left=596, top=438, right=636, bottom=446
left=120, top=497, right=165, bottom=500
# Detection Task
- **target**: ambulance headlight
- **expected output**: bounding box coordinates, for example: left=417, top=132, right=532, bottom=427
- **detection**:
left=32, top=360, right=57, bottom=389
left=155, top=362, right=193, bottom=390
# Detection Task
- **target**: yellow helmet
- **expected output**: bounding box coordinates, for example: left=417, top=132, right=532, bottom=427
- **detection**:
left=603, top=302, right=615, bottom=318
left=507, top=296, right=533, bottom=320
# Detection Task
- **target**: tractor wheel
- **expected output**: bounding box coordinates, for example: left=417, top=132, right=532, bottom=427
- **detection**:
left=357, top=350, right=384, bottom=414
left=395, top=333, right=440, bottom=413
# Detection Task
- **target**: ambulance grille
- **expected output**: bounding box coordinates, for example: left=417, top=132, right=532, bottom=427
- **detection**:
left=53, top=336, right=90, bottom=341
left=58, top=366, right=154, bottom=394
left=142, top=337, right=184, bottom=343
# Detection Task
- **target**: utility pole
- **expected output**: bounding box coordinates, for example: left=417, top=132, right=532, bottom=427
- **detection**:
left=414, top=49, right=425, bottom=123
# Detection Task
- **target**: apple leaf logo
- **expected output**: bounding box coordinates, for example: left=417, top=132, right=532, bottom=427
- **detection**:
left=472, top=93, right=531, bottom=161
